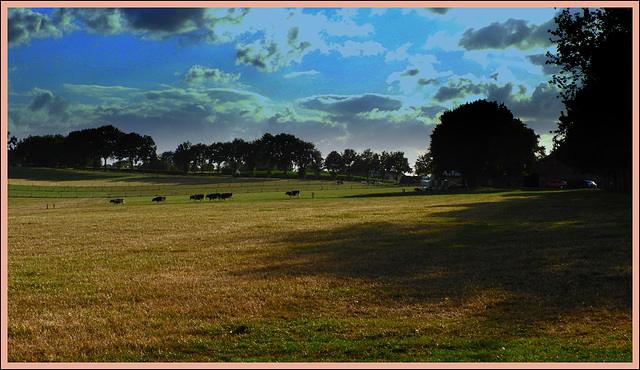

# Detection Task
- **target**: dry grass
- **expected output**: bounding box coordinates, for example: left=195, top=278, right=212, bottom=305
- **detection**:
left=6, top=188, right=633, bottom=362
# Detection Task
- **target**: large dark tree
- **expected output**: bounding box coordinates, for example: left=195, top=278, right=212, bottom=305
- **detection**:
left=429, top=100, right=542, bottom=187
left=546, top=7, right=632, bottom=193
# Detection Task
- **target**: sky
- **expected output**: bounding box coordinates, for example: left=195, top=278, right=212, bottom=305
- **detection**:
left=5, top=3, right=576, bottom=169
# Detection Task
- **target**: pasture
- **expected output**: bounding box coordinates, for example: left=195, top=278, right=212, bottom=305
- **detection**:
left=5, top=168, right=634, bottom=362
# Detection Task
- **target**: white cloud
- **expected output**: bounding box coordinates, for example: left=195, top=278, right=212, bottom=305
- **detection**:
left=284, top=70, right=320, bottom=78
left=329, top=40, right=385, bottom=58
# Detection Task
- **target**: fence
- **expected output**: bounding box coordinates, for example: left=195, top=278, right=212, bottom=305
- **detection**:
left=8, top=179, right=391, bottom=199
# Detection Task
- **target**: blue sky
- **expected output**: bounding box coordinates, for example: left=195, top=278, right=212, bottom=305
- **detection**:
left=6, top=4, right=571, bottom=168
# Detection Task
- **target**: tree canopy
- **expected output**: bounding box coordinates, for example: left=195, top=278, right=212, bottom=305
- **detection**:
left=546, top=7, right=632, bottom=193
left=429, top=100, right=542, bottom=187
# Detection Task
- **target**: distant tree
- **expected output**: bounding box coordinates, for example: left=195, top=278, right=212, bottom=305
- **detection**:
left=352, top=149, right=376, bottom=181
left=116, top=132, right=157, bottom=169
left=242, top=139, right=261, bottom=176
left=271, top=133, right=301, bottom=177
left=190, top=143, right=210, bottom=172
left=341, top=148, right=358, bottom=180
left=64, top=129, right=96, bottom=168
left=207, top=142, right=227, bottom=173
left=414, top=151, right=435, bottom=176
left=7, top=132, right=19, bottom=165
left=93, top=125, right=124, bottom=169
left=309, top=148, right=324, bottom=178
left=8, top=132, right=17, bottom=150
left=324, top=151, right=342, bottom=179
left=157, top=151, right=175, bottom=171
left=293, top=141, right=321, bottom=178
left=429, top=100, right=541, bottom=187
left=256, top=133, right=277, bottom=176
left=546, top=7, right=632, bottom=193
left=13, top=134, right=65, bottom=167
left=383, top=151, right=411, bottom=183
left=173, top=141, right=194, bottom=173
left=226, top=138, right=248, bottom=173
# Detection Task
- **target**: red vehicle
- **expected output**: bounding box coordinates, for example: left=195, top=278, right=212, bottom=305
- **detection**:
left=546, top=180, right=567, bottom=189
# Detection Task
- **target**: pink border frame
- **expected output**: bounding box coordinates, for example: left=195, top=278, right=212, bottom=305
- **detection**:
left=1, top=2, right=638, bottom=369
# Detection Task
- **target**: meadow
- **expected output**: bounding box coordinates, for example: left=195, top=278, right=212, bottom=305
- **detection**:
left=5, top=168, right=634, bottom=362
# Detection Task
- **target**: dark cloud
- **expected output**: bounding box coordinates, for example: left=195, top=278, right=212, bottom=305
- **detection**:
left=58, top=8, right=251, bottom=42
left=8, top=8, right=66, bottom=47
left=120, top=8, right=207, bottom=33
left=401, top=69, right=420, bottom=77
left=417, top=78, right=438, bottom=86
left=427, top=8, right=451, bottom=15
left=526, top=53, right=561, bottom=75
left=433, top=86, right=463, bottom=102
left=298, top=94, right=403, bottom=115
left=27, top=89, right=72, bottom=118
left=458, top=18, right=554, bottom=51
left=287, top=26, right=300, bottom=45
left=28, top=91, right=55, bottom=111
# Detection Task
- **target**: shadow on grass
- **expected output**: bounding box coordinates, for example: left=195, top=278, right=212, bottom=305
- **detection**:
left=237, top=190, right=632, bottom=328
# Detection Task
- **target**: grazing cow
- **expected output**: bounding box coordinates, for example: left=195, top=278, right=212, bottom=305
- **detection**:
left=219, top=192, right=233, bottom=200
left=152, top=196, right=166, bottom=202
left=190, top=194, right=205, bottom=201
left=285, top=190, right=300, bottom=198
left=206, top=193, right=221, bottom=201
left=334, top=180, right=343, bottom=185
left=110, top=198, right=125, bottom=205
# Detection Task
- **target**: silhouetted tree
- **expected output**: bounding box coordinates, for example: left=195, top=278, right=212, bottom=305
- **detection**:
left=173, top=141, right=194, bottom=173
left=13, top=134, right=65, bottom=167
left=116, top=132, right=157, bottom=169
left=382, top=151, right=411, bottom=183
left=414, top=151, right=435, bottom=176
left=207, top=142, right=227, bottom=173
left=324, top=151, right=342, bottom=179
left=93, top=125, right=124, bottom=169
left=293, top=141, right=321, bottom=179
left=353, top=149, right=377, bottom=181
left=429, top=100, right=541, bottom=187
left=190, top=143, right=209, bottom=172
left=546, top=7, right=632, bottom=193
left=341, top=149, right=358, bottom=180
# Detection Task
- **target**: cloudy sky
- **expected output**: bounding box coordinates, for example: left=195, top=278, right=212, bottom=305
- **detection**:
left=6, top=4, right=571, bottom=169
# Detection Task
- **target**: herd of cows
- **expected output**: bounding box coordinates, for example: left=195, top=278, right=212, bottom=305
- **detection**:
left=109, top=190, right=302, bottom=205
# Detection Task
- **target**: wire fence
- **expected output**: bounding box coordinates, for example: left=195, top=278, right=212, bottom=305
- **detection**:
left=8, top=179, right=393, bottom=199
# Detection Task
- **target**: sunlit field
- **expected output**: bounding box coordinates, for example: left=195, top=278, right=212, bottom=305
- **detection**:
left=6, top=168, right=633, bottom=362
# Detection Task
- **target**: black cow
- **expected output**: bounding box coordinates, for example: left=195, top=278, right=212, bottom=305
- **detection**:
left=190, top=194, right=205, bottom=201
left=286, top=190, right=300, bottom=198
left=110, top=198, right=125, bottom=204
left=219, top=192, right=233, bottom=200
left=152, top=196, right=166, bottom=202
left=206, top=193, right=221, bottom=201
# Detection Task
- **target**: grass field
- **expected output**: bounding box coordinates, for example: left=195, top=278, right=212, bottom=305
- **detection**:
left=5, top=167, right=634, bottom=362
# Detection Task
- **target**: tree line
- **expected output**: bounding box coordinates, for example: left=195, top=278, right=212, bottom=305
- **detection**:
left=8, top=127, right=412, bottom=182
